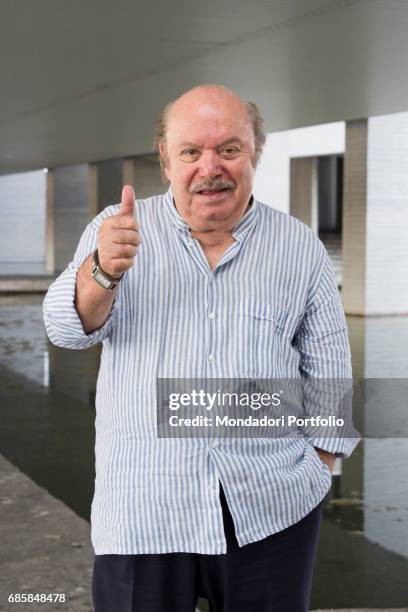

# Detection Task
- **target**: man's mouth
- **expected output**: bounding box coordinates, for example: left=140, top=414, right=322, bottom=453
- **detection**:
left=197, top=187, right=231, bottom=195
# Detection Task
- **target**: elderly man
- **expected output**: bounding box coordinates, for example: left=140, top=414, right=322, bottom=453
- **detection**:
left=43, top=84, right=358, bottom=612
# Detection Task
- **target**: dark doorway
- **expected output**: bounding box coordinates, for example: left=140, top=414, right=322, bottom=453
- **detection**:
left=318, top=154, right=343, bottom=287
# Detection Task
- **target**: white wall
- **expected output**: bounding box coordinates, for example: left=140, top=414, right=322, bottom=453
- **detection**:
left=253, top=122, right=345, bottom=212
left=0, top=170, right=46, bottom=274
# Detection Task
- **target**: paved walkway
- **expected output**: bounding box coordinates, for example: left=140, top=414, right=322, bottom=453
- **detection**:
left=1, top=454, right=407, bottom=612
left=0, top=454, right=93, bottom=611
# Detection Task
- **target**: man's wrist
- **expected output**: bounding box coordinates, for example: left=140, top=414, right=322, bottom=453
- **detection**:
left=92, top=249, right=122, bottom=291
left=314, top=447, right=336, bottom=473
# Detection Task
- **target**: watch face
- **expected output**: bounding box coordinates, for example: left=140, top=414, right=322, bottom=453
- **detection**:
left=94, top=269, right=112, bottom=290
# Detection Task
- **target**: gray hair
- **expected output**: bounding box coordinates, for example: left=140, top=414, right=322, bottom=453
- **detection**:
left=153, top=85, right=266, bottom=181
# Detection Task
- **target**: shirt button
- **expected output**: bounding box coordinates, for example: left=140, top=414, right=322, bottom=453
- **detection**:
left=210, top=441, right=217, bottom=448
left=208, top=312, right=215, bottom=320
left=208, top=354, right=215, bottom=362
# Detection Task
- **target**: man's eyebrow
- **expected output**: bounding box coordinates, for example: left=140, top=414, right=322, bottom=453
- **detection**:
left=178, top=142, right=201, bottom=149
left=218, top=137, right=244, bottom=147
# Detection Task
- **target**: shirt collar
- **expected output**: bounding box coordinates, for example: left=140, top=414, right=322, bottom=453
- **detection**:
left=163, top=186, right=259, bottom=239
left=163, top=186, right=190, bottom=231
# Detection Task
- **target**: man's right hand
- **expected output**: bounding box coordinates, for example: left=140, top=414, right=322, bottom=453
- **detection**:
left=97, top=185, right=140, bottom=279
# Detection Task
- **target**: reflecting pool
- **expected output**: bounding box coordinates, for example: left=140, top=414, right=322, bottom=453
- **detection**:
left=1, top=295, right=408, bottom=609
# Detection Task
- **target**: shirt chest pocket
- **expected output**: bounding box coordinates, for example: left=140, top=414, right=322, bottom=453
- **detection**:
left=234, top=299, right=300, bottom=378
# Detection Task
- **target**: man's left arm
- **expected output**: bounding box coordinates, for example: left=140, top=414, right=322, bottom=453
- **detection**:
left=295, top=238, right=360, bottom=471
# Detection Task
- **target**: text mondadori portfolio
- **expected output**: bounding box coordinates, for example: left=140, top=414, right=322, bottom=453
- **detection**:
left=168, top=415, right=345, bottom=427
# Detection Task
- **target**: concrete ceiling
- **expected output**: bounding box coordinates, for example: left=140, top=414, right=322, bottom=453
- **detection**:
left=1, top=0, right=408, bottom=174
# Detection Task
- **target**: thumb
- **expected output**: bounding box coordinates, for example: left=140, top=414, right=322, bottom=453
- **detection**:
left=119, top=184, right=136, bottom=216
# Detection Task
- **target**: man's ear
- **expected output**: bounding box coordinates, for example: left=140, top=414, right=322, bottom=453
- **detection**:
left=159, top=142, right=170, bottom=181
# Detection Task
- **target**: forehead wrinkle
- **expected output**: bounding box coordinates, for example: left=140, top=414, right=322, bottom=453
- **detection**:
left=168, top=118, right=251, bottom=148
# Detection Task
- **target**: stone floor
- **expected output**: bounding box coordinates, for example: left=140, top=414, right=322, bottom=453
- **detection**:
left=1, top=454, right=407, bottom=612
left=0, top=454, right=93, bottom=611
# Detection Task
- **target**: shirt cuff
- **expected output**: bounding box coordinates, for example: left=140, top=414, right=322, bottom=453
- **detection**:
left=306, top=436, right=361, bottom=459
left=43, top=266, right=120, bottom=350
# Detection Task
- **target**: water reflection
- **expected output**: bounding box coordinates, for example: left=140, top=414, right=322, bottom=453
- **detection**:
left=1, top=295, right=408, bottom=608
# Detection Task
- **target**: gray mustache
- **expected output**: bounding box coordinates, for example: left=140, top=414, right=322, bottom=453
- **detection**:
left=190, top=178, right=235, bottom=193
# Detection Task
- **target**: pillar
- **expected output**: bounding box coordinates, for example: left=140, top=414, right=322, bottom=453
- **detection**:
left=342, top=114, right=408, bottom=315
left=289, top=157, right=318, bottom=232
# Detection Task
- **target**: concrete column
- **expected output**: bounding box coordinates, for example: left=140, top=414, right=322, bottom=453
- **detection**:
left=342, top=114, right=408, bottom=315
left=123, top=154, right=164, bottom=199
left=342, top=120, right=368, bottom=314
left=94, top=155, right=163, bottom=213
left=51, top=164, right=94, bottom=273
left=93, top=158, right=124, bottom=213
left=289, top=157, right=318, bottom=233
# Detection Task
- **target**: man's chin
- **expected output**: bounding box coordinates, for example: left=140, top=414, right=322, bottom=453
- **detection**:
left=193, top=206, right=236, bottom=230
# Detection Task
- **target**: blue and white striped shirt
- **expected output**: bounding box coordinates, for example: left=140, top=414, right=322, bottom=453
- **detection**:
left=43, top=187, right=359, bottom=554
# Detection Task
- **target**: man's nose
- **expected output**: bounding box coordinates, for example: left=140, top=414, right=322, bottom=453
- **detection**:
left=198, top=151, right=222, bottom=177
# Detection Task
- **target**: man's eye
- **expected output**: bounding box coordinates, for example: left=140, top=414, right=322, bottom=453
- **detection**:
left=222, top=147, right=240, bottom=156
left=181, top=149, right=199, bottom=157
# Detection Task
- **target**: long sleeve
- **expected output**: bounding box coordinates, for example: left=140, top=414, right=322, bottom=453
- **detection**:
left=43, top=219, right=120, bottom=350
left=296, top=239, right=360, bottom=458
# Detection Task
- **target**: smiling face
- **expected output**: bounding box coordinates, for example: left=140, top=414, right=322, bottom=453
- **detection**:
left=160, top=86, right=256, bottom=232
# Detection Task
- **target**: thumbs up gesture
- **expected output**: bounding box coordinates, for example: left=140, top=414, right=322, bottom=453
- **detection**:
left=97, top=185, right=141, bottom=279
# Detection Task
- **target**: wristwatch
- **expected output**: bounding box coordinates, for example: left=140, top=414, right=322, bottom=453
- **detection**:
left=91, top=249, right=122, bottom=291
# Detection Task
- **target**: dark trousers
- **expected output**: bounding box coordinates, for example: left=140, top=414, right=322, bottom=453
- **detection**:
left=92, top=483, right=325, bottom=612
